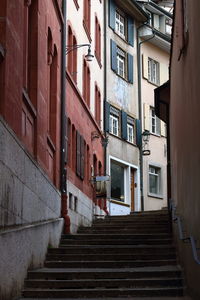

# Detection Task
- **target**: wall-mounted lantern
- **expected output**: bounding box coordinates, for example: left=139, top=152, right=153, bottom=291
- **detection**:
left=142, top=130, right=151, bottom=156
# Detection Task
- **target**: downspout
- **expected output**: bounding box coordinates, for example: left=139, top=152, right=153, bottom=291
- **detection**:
left=103, top=0, right=109, bottom=216
left=61, top=0, right=70, bottom=233
left=103, top=0, right=107, bottom=176
left=137, top=25, right=155, bottom=211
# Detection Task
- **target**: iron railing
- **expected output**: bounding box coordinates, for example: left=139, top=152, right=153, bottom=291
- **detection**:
left=170, top=201, right=200, bottom=265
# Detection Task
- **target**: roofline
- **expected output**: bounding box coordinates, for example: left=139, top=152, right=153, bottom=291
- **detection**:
left=149, top=1, right=173, bottom=18
left=130, top=0, right=150, bottom=19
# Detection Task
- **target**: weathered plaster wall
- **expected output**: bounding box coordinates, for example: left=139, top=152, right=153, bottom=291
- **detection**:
left=170, top=1, right=200, bottom=298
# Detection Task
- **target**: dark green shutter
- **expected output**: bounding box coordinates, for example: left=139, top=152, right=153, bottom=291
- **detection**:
left=104, top=101, right=110, bottom=132
left=110, top=39, right=117, bottom=73
left=109, top=0, right=116, bottom=30
left=128, top=16, right=134, bottom=46
left=76, top=131, right=81, bottom=177
left=80, top=136, right=85, bottom=180
left=128, top=53, right=134, bottom=84
left=121, top=111, right=127, bottom=140
left=136, top=119, right=142, bottom=148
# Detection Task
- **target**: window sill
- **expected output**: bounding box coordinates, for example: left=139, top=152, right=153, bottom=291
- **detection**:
left=22, top=88, right=37, bottom=118
left=148, top=193, right=163, bottom=200
left=83, top=20, right=92, bottom=43
left=150, top=132, right=161, bottom=138
left=147, top=79, right=159, bottom=87
left=47, top=134, right=56, bottom=152
left=111, top=199, right=130, bottom=207
left=114, top=72, right=132, bottom=85
left=114, top=31, right=129, bottom=45
left=73, top=0, right=79, bottom=10
left=109, top=132, right=138, bottom=148
left=95, top=52, right=102, bottom=68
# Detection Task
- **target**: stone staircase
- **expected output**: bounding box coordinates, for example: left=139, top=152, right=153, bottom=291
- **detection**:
left=20, top=210, right=185, bottom=299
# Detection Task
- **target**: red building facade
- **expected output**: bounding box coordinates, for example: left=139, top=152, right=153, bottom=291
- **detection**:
left=0, top=1, right=64, bottom=299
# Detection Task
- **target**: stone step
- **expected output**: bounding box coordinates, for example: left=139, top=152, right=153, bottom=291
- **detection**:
left=60, top=238, right=173, bottom=246
left=25, top=277, right=183, bottom=289
left=46, top=253, right=176, bottom=261
left=23, top=287, right=183, bottom=298
left=44, top=259, right=177, bottom=268
left=93, top=219, right=170, bottom=224
left=77, top=229, right=171, bottom=234
left=83, top=223, right=171, bottom=228
left=62, top=233, right=172, bottom=240
left=52, top=244, right=176, bottom=255
left=27, top=267, right=183, bottom=280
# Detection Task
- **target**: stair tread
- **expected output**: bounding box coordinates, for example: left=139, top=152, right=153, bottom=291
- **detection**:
left=24, top=287, right=183, bottom=291
left=26, top=277, right=183, bottom=282
left=28, top=265, right=182, bottom=273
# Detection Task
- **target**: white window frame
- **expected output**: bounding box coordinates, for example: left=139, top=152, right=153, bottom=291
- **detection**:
left=149, top=166, right=161, bottom=196
left=150, top=107, right=160, bottom=135
left=110, top=114, right=119, bottom=136
left=117, top=47, right=126, bottom=79
left=127, top=123, right=134, bottom=144
left=148, top=58, right=160, bottom=85
left=115, top=11, right=125, bottom=39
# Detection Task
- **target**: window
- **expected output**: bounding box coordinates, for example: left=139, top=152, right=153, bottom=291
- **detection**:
left=117, top=47, right=126, bottom=78
left=148, top=58, right=160, bottom=85
left=115, top=11, right=125, bottom=38
left=95, top=85, right=101, bottom=126
left=109, top=1, right=134, bottom=46
left=110, top=115, right=119, bottom=136
left=127, top=124, right=134, bottom=143
left=150, top=107, right=160, bottom=135
left=76, top=131, right=85, bottom=180
left=127, top=116, right=135, bottom=144
left=149, top=166, right=161, bottom=195
left=83, top=0, right=91, bottom=38
left=83, top=59, right=90, bottom=107
left=95, top=17, right=101, bottom=63
left=111, top=40, right=133, bottom=83
left=69, top=193, right=73, bottom=209
left=111, top=161, right=125, bottom=202
left=67, top=26, right=77, bottom=83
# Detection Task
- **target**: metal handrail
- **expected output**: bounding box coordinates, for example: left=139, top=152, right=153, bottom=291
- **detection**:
left=170, top=201, right=200, bottom=265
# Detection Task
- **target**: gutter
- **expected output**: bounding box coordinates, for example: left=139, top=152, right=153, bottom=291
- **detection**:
left=61, top=0, right=70, bottom=234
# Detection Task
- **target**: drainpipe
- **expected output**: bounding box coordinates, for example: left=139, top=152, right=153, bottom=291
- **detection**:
left=103, top=0, right=107, bottom=176
left=137, top=25, right=155, bottom=211
left=61, top=0, right=70, bottom=233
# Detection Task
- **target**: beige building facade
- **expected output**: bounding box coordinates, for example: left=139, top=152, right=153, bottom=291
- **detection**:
left=104, top=0, right=148, bottom=215
left=138, top=0, right=172, bottom=211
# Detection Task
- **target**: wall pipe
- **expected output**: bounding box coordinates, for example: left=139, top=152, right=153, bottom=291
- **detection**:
left=103, top=0, right=107, bottom=177
left=61, top=0, right=70, bottom=233
left=137, top=24, right=155, bottom=211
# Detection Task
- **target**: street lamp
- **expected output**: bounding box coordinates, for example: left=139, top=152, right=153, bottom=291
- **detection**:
left=142, top=130, right=151, bottom=156
left=66, top=44, right=94, bottom=62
